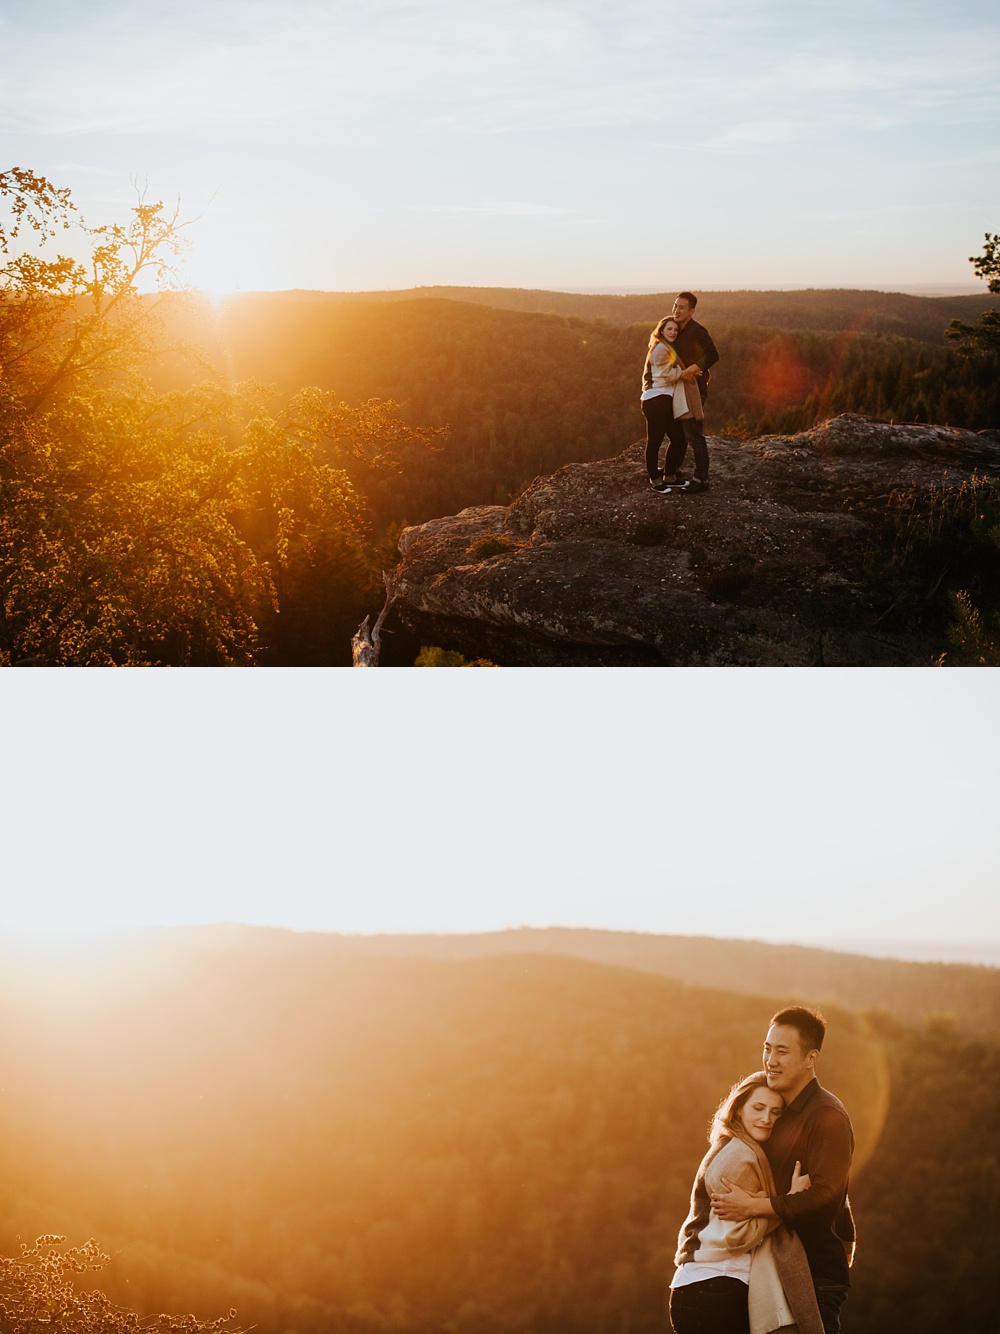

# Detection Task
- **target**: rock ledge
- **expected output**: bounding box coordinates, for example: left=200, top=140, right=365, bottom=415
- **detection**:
left=392, top=415, right=1000, bottom=666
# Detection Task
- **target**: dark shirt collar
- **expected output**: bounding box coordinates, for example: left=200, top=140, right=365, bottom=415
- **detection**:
left=785, top=1075, right=820, bottom=1114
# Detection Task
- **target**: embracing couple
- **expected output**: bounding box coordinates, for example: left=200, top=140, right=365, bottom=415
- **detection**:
left=641, top=292, right=719, bottom=494
left=669, top=1007, right=855, bottom=1334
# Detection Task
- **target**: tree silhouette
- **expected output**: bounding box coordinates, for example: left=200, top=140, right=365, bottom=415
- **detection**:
left=946, top=232, right=1000, bottom=356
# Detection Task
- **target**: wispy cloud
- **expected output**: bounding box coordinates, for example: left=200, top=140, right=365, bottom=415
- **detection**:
left=1, top=0, right=997, bottom=288
left=414, top=202, right=576, bottom=217
left=710, top=120, right=802, bottom=146
left=1, top=0, right=997, bottom=142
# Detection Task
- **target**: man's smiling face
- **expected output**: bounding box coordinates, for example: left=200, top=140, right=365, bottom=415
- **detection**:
left=672, top=296, right=693, bottom=324
left=763, top=1023, right=817, bottom=1096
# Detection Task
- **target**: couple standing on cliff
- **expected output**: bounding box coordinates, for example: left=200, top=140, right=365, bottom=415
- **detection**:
left=641, top=291, right=720, bottom=494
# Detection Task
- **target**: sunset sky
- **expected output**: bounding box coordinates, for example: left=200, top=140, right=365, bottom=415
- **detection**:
left=4, top=671, right=998, bottom=958
left=3, top=0, right=998, bottom=292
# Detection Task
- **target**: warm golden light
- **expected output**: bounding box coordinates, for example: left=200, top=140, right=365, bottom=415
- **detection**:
left=0, top=932, right=989, bottom=1331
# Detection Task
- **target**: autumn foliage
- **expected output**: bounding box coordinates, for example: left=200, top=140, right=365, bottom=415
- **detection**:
left=0, top=169, right=436, bottom=665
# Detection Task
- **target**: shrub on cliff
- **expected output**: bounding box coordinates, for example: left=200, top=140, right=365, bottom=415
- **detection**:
left=0, top=1235, right=243, bottom=1334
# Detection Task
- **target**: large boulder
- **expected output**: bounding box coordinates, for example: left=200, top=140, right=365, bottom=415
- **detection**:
left=392, top=415, right=1000, bottom=666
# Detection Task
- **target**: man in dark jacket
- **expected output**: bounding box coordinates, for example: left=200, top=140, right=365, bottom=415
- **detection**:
left=661, top=291, right=719, bottom=492
left=710, top=1007, right=856, bottom=1334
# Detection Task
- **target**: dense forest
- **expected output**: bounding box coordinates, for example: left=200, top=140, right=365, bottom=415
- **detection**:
left=160, top=292, right=1000, bottom=532
left=0, top=940, right=995, bottom=1334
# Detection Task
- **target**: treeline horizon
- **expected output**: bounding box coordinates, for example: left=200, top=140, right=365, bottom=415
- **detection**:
left=0, top=942, right=995, bottom=1334
left=198, top=284, right=995, bottom=343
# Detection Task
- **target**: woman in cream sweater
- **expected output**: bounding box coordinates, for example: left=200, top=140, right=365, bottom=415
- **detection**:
left=669, top=1073, right=823, bottom=1334
left=640, top=316, right=704, bottom=489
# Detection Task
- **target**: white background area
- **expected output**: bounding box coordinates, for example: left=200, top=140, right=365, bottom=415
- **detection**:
left=3, top=669, right=997, bottom=963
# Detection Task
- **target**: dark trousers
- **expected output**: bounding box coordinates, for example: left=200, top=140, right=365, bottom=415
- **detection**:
left=641, top=394, right=684, bottom=479
left=668, top=1278, right=749, bottom=1334
left=816, top=1283, right=850, bottom=1334
left=662, top=415, right=710, bottom=481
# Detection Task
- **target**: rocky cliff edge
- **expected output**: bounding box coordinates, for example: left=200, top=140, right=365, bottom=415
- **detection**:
left=391, top=415, right=1000, bottom=666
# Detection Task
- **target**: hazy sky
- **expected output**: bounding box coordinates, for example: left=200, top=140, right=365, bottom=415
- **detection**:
left=3, top=671, right=997, bottom=953
left=2, top=0, right=998, bottom=291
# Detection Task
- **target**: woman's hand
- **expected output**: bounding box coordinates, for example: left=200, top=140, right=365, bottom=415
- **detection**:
left=788, top=1161, right=811, bottom=1194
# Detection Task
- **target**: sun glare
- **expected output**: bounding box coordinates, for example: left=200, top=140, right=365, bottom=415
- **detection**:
left=184, top=225, right=297, bottom=297
left=1, top=919, right=134, bottom=964
left=0, top=922, right=175, bottom=999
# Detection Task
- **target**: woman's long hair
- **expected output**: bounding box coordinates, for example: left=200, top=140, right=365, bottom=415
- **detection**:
left=648, top=316, right=680, bottom=355
left=709, top=1071, right=776, bottom=1148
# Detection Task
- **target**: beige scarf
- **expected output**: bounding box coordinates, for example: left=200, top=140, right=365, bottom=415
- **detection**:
left=723, top=1128, right=824, bottom=1334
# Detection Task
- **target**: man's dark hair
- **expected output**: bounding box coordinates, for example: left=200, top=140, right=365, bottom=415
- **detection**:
left=677, top=290, right=698, bottom=307
left=770, top=1006, right=826, bottom=1053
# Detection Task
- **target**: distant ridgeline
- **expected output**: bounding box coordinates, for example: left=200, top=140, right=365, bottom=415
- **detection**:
left=156, top=288, right=1000, bottom=536
left=234, top=285, right=996, bottom=340
left=180, top=923, right=1000, bottom=1035
left=0, top=929, right=996, bottom=1334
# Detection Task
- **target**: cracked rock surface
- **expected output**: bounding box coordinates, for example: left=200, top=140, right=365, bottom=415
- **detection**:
left=392, top=415, right=1000, bottom=666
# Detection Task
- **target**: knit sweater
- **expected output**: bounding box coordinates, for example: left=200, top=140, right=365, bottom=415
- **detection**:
left=641, top=341, right=685, bottom=401
left=749, top=1228, right=823, bottom=1334
left=674, top=1134, right=823, bottom=1334
left=640, top=341, right=703, bottom=419
left=675, top=1137, right=772, bottom=1265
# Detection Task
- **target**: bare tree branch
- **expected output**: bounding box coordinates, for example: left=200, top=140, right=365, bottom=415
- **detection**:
left=352, top=570, right=397, bottom=667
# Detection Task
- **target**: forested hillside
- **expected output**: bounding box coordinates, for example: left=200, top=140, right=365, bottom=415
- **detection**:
left=149, top=289, right=1000, bottom=664
left=158, top=294, right=1000, bottom=527
left=172, top=923, right=1000, bottom=1037
left=0, top=945, right=996, bottom=1334
left=265, top=286, right=994, bottom=342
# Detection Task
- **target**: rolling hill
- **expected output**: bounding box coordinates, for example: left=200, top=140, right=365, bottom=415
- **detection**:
left=0, top=936, right=995, bottom=1334
left=230, top=286, right=994, bottom=343
left=161, top=923, right=1000, bottom=1037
